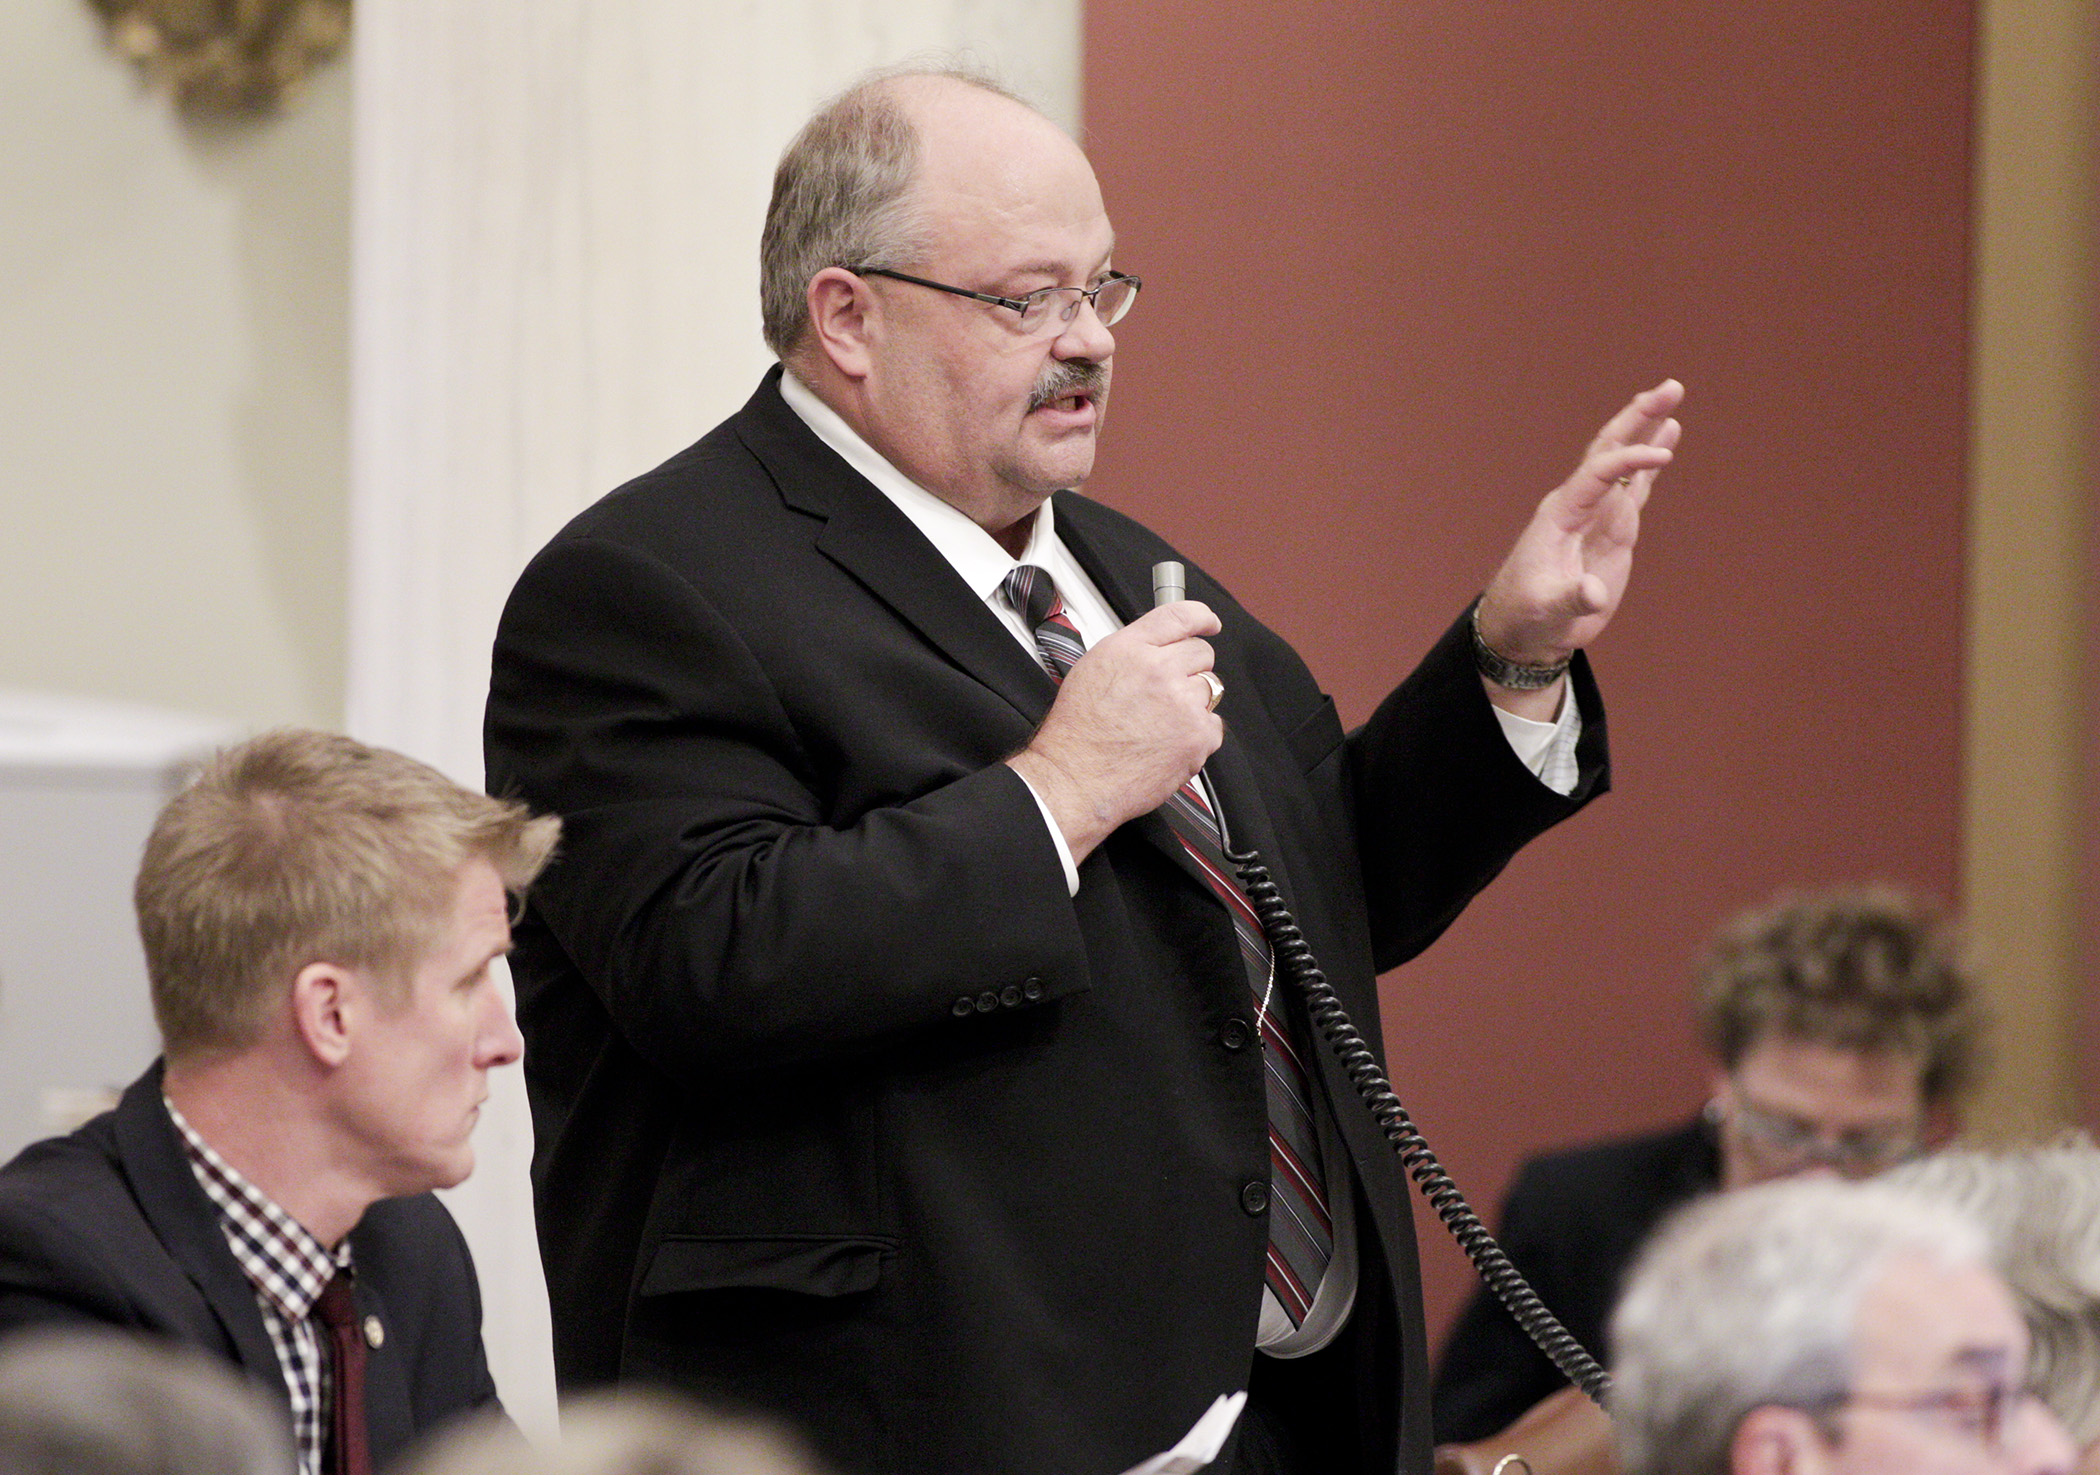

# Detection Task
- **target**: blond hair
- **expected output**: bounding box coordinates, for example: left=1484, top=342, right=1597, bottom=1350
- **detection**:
left=393, top=1389, right=824, bottom=1475
left=136, top=728, right=559, bottom=1060
left=0, top=1327, right=291, bottom=1475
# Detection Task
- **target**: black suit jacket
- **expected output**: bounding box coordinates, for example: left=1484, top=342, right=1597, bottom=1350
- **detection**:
left=485, top=368, right=1609, bottom=1475
left=0, top=1064, right=502, bottom=1465
left=1430, top=1117, right=1720, bottom=1444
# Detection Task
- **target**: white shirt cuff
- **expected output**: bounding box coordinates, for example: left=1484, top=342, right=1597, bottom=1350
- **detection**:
left=1014, top=770, right=1082, bottom=895
left=1492, top=685, right=1584, bottom=798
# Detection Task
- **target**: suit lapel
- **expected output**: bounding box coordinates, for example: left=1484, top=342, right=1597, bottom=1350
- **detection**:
left=731, top=370, right=1059, bottom=725
left=732, top=377, right=1253, bottom=913
left=1052, top=504, right=1151, bottom=625
left=113, top=1064, right=291, bottom=1410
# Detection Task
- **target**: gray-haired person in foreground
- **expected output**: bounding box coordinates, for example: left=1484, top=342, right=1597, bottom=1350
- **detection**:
left=1610, top=1176, right=2077, bottom=1475
left=1889, top=1137, right=2100, bottom=1472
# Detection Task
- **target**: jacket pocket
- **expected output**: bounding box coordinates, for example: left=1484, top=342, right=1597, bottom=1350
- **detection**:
left=637, top=1234, right=895, bottom=1299
left=1286, top=694, right=1345, bottom=774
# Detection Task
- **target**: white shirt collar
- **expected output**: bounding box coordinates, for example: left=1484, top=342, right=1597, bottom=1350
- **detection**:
left=778, top=367, right=1062, bottom=602
left=775, top=366, right=1122, bottom=652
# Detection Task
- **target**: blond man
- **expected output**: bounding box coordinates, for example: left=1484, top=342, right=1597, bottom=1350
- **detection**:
left=0, top=729, right=558, bottom=1475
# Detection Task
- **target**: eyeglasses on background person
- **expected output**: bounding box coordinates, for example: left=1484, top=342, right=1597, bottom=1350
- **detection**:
left=1806, top=1377, right=2053, bottom=1457
left=1718, top=1089, right=1923, bottom=1176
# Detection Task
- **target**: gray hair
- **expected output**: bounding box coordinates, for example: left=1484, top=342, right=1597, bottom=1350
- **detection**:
left=1609, top=1177, right=1991, bottom=1475
left=1887, top=1136, right=2100, bottom=1445
left=0, top=1328, right=292, bottom=1475
left=393, top=1389, right=825, bottom=1475
left=758, top=64, right=1030, bottom=360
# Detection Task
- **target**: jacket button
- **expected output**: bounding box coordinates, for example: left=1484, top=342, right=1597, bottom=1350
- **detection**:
left=1000, top=985, right=1023, bottom=1008
left=1022, top=977, right=1044, bottom=1001
left=1241, top=1180, right=1270, bottom=1216
left=1219, top=1017, right=1252, bottom=1051
left=952, top=997, right=974, bottom=1017
left=975, top=991, right=999, bottom=1013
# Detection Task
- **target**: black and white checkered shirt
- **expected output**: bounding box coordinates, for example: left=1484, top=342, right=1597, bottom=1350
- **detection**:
left=167, top=1096, right=352, bottom=1475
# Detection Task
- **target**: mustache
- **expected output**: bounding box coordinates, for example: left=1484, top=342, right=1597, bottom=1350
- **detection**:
left=1027, top=361, right=1109, bottom=413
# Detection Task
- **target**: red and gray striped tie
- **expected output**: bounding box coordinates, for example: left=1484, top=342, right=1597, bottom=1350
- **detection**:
left=1000, top=564, right=1333, bottom=1325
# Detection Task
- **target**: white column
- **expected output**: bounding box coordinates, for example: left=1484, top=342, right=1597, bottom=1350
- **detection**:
left=347, top=2, right=1078, bottom=1437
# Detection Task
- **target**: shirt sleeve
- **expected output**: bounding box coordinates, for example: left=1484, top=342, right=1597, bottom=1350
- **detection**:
left=1012, top=768, right=1083, bottom=895
left=1491, top=688, right=1583, bottom=797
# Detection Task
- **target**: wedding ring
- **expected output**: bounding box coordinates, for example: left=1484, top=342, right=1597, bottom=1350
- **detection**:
left=1199, top=671, right=1225, bottom=712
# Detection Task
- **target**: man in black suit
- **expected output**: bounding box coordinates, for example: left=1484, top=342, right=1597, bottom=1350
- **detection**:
left=485, top=67, right=1680, bottom=1475
left=0, top=728, right=561, bottom=1475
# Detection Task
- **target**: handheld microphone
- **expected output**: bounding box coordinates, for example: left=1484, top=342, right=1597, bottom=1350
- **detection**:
left=1151, top=561, right=1186, bottom=608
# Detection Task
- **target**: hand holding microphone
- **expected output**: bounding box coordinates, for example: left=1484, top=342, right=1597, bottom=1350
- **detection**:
left=1003, top=561, right=1225, bottom=864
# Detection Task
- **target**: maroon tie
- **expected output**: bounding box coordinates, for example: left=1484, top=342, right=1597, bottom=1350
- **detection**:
left=1001, top=565, right=1333, bottom=1325
left=313, top=1271, right=371, bottom=1475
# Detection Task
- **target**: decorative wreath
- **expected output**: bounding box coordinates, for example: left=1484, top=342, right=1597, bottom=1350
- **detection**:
left=86, top=0, right=351, bottom=116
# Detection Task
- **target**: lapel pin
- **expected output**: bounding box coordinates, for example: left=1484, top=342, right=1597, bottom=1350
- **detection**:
left=363, top=1315, right=384, bottom=1349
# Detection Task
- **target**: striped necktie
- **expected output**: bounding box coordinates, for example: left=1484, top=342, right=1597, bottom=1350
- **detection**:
left=1000, top=564, right=1333, bottom=1325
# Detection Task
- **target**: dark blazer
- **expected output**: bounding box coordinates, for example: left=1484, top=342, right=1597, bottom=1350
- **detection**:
left=0, top=1064, right=502, bottom=1465
left=1430, top=1117, right=1720, bottom=1444
left=485, top=367, right=1609, bottom=1475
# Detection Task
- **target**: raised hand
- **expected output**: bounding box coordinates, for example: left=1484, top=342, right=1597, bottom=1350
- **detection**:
left=1476, top=378, right=1684, bottom=675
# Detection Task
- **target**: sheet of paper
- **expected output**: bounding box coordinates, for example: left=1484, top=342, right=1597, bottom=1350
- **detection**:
left=1115, top=1391, right=1248, bottom=1475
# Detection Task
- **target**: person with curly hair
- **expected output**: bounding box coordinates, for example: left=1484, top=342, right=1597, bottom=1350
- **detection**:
left=1435, top=883, right=1985, bottom=1446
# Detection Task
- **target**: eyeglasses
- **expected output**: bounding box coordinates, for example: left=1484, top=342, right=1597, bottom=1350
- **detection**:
left=1722, top=1092, right=1921, bottom=1175
left=857, top=267, right=1141, bottom=338
left=1820, top=1381, right=2047, bottom=1453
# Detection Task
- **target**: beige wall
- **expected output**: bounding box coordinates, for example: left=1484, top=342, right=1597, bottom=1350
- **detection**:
left=1963, top=0, right=2100, bottom=1141
left=0, top=3, right=348, bottom=731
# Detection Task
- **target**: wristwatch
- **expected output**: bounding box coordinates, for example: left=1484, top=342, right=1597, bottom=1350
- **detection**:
left=1469, top=602, right=1571, bottom=690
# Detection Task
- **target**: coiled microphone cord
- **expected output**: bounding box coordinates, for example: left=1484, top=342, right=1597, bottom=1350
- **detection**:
left=1148, top=559, right=1607, bottom=1405
left=1226, top=842, right=1612, bottom=1406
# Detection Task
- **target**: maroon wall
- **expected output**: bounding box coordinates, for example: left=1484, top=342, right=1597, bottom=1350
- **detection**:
left=1084, top=2, right=1975, bottom=1349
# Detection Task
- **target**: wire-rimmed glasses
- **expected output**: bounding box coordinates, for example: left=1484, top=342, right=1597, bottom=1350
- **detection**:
left=857, top=267, right=1141, bottom=338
